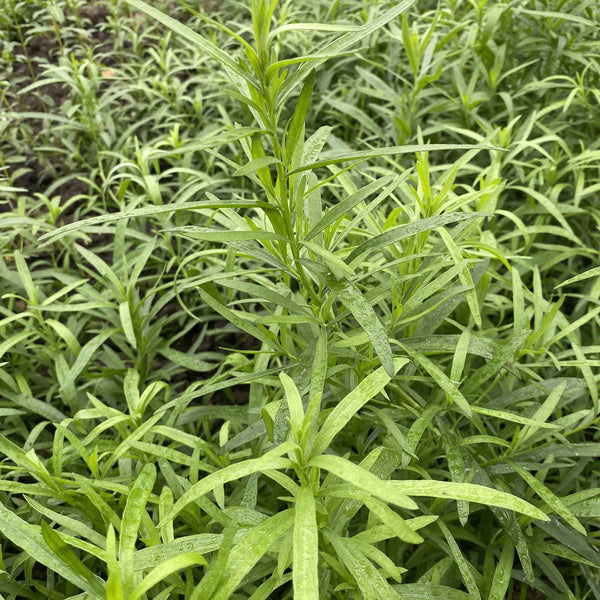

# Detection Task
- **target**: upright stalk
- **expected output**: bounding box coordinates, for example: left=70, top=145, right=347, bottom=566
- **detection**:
left=249, top=0, right=321, bottom=306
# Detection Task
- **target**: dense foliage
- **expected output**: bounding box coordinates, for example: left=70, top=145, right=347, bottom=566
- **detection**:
left=1, top=0, right=599, bottom=598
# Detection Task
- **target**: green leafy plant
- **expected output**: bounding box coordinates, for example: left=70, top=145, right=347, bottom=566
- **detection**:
left=1, top=0, right=599, bottom=598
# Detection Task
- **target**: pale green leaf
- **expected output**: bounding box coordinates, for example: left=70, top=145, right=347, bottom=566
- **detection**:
left=390, top=480, right=548, bottom=521
left=309, top=454, right=417, bottom=509
left=293, top=485, right=319, bottom=600
left=311, top=358, right=408, bottom=456
left=120, top=464, right=157, bottom=594
left=130, top=553, right=207, bottom=600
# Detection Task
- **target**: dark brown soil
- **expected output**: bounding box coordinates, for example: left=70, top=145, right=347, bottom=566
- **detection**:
left=78, top=2, right=111, bottom=25
left=11, top=39, right=66, bottom=113
left=10, top=159, right=44, bottom=198
left=27, top=35, right=57, bottom=66
left=56, top=177, right=90, bottom=203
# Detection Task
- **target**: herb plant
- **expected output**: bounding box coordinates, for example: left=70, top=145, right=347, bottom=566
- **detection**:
left=0, top=0, right=599, bottom=598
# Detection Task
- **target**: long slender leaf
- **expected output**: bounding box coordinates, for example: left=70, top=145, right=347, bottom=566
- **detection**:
left=311, top=358, right=408, bottom=455
left=390, top=480, right=549, bottom=521
left=293, top=485, right=319, bottom=600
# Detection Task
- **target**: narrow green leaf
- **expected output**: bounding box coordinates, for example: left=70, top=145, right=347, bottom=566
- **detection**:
left=198, top=286, right=283, bottom=353
left=438, top=519, right=482, bottom=599
left=437, top=227, right=481, bottom=327
left=212, top=511, right=295, bottom=600
left=106, top=524, right=125, bottom=600
left=0, top=331, right=35, bottom=361
left=130, top=553, right=207, bottom=600
left=0, top=501, right=97, bottom=594
left=537, top=517, right=600, bottom=566
left=302, top=329, right=328, bottom=442
left=512, top=268, right=526, bottom=334
left=325, top=530, right=400, bottom=600
left=368, top=407, right=417, bottom=459
left=333, top=279, right=395, bottom=376
left=399, top=343, right=472, bottom=417
left=312, top=358, right=408, bottom=456
left=26, top=498, right=105, bottom=549
left=148, top=127, right=264, bottom=159
left=519, top=381, right=566, bottom=445
left=46, top=319, right=81, bottom=355
left=234, top=156, right=281, bottom=177
left=556, top=266, right=600, bottom=288
left=119, top=302, right=137, bottom=348
left=463, top=331, right=530, bottom=396
left=363, top=496, right=423, bottom=544
left=39, top=199, right=269, bottom=243
left=300, top=240, right=354, bottom=279
left=488, top=538, right=514, bottom=600
left=74, top=244, right=123, bottom=294
left=346, top=213, right=488, bottom=264
left=166, top=226, right=288, bottom=243
left=165, top=443, right=295, bottom=523
left=133, top=534, right=226, bottom=570
left=390, top=480, right=548, bottom=521
left=471, top=406, right=560, bottom=429
left=280, top=373, right=304, bottom=432
left=158, top=347, right=217, bottom=373
left=515, top=7, right=595, bottom=25
left=305, top=175, right=397, bottom=240
left=309, top=454, right=417, bottom=509
left=354, top=516, right=438, bottom=545
left=392, top=584, right=470, bottom=599
left=290, top=144, right=483, bottom=175
left=40, top=522, right=105, bottom=597
left=510, top=463, right=585, bottom=534
left=120, top=464, right=157, bottom=594
left=440, top=427, right=469, bottom=526
left=294, top=485, right=319, bottom=600
left=13, top=250, right=35, bottom=302
left=286, top=71, right=315, bottom=163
